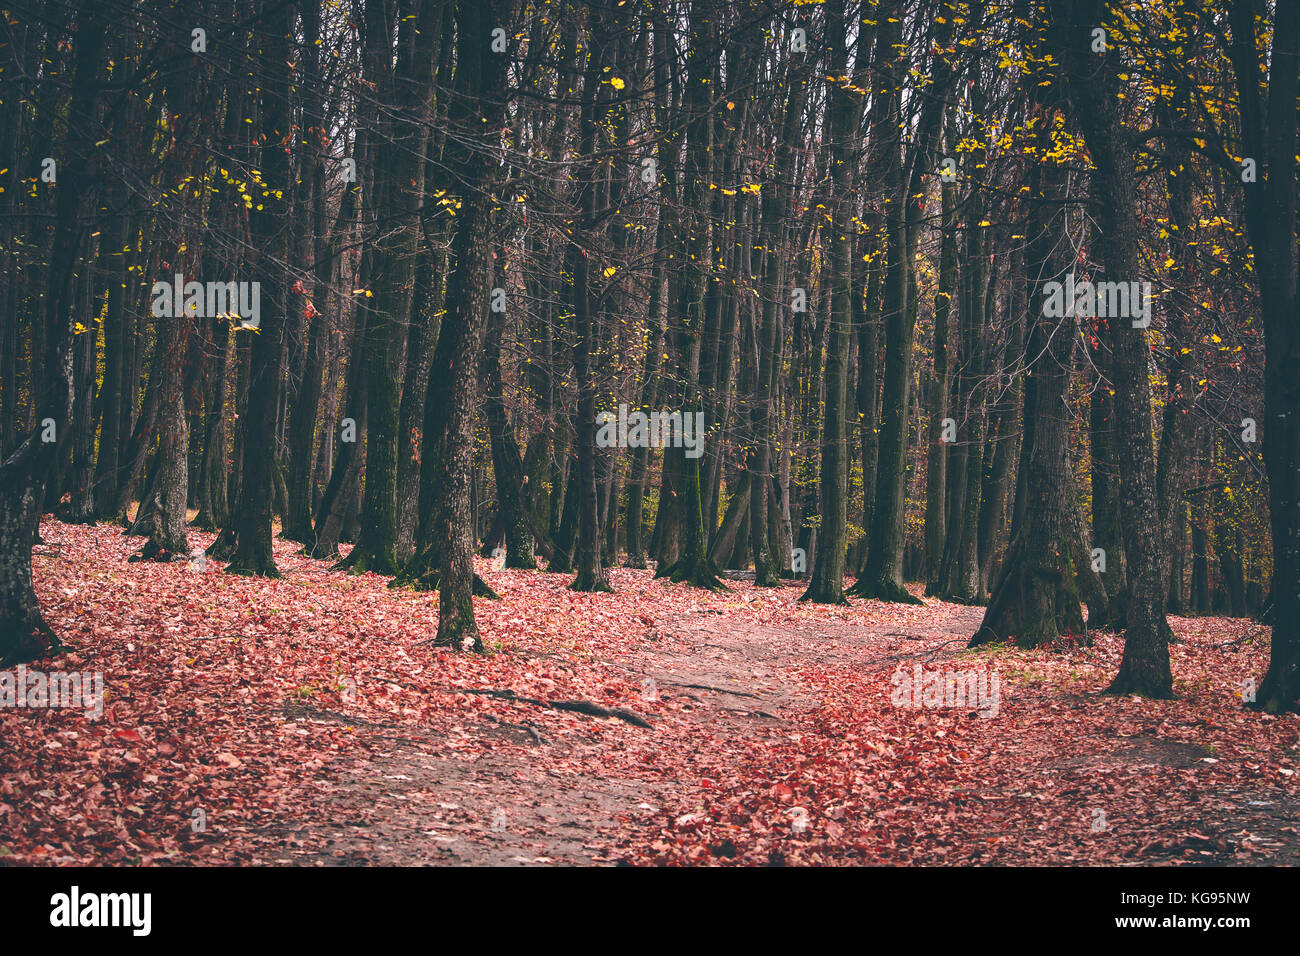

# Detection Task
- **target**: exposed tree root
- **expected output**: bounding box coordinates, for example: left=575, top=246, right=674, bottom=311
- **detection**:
left=454, top=687, right=652, bottom=728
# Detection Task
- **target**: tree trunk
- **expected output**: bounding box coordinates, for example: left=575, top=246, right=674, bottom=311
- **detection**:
left=226, top=0, right=294, bottom=578
left=972, top=85, right=1085, bottom=648
left=1054, top=0, right=1172, bottom=697
left=0, top=2, right=105, bottom=662
left=801, top=0, right=861, bottom=605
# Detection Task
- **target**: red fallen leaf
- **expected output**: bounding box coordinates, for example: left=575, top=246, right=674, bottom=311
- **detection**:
left=114, top=729, right=143, bottom=744
left=17, top=518, right=1296, bottom=867
left=215, top=752, right=243, bottom=768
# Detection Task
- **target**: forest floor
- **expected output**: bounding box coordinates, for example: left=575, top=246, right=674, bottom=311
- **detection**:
left=4, top=518, right=1300, bottom=866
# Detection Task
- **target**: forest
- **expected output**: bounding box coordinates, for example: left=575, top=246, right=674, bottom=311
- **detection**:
left=0, top=0, right=1298, bottom=868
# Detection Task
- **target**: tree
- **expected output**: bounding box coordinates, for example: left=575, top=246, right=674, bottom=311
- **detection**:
left=226, top=0, right=294, bottom=579
left=337, top=0, right=436, bottom=576
left=0, top=0, right=105, bottom=662
left=850, top=2, right=955, bottom=603
left=423, top=0, right=512, bottom=648
left=1222, top=0, right=1300, bottom=712
left=801, top=0, right=864, bottom=605
left=1051, top=0, right=1171, bottom=697
left=654, top=0, right=725, bottom=592
left=972, top=56, right=1086, bottom=648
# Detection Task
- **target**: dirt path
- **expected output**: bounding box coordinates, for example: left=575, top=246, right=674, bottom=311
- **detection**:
left=259, top=593, right=989, bottom=865
left=252, top=588, right=1300, bottom=867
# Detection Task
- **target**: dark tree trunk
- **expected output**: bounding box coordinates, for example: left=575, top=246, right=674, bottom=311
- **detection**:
left=484, top=302, right=536, bottom=570
left=1224, top=0, right=1300, bottom=712
left=421, top=0, right=512, bottom=647
left=226, top=0, right=294, bottom=579
left=624, top=253, right=665, bottom=569
left=311, top=310, right=367, bottom=561
left=192, top=315, right=230, bottom=531
left=1054, top=0, right=1172, bottom=697
left=940, top=181, right=989, bottom=604
left=395, top=238, right=441, bottom=562
left=284, top=28, right=355, bottom=543
left=746, top=28, right=807, bottom=587
left=0, top=2, right=105, bottom=663
left=567, top=8, right=613, bottom=593
left=850, top=4, right=952, bottom=603
left=972, top=85, right=1085, bottom=648
left=924, top=174, right=957, bottom=591
left=655, top=0, right=724, bottom=592
left=802, top=0, right=862, bottom=604
left=339, top=0, right=435, bottom=576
